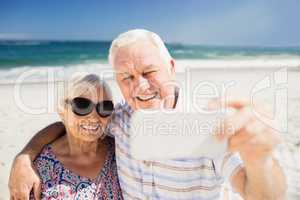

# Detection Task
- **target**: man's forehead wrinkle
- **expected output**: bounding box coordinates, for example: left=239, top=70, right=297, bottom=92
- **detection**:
left=123, top=59, right=158, bottom=74
left=115, top=44, right=160, bottom=74
left=115, top=59, right=134, bottom=71
left=131, top=43, right=157, bottom=62
left=116, top=67, right=133, bottom=75
left=115, top=45, right=136, bottom=65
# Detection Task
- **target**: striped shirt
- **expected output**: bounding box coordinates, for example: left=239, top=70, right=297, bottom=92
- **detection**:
left=107, top=101, right=243, bottom=200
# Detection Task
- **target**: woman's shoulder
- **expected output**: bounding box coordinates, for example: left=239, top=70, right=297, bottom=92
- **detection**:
left=34, top=135, right=70, bottom=173
left=106, top=137, right=116, bottom=155
left=33, top=144, right=61, bottom=183
left=103, top=137, right=117, bottom=173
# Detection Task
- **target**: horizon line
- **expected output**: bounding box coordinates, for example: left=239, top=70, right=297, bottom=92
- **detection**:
left=1, top=39, right=300, bottom=49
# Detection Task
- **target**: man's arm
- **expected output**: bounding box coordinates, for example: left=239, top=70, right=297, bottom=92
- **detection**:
left=8, top=121, right=65, bottom=200
left=20, top=121, right=65, bottom=160
left=231, top=157, right=286, bottom=200
left=213, top=100, right=287, bottom=199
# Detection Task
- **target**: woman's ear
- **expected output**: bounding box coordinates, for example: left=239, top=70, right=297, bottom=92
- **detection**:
left=58, top=109, right=64, bottom=119
left=57, top=100, right=66, bottom=120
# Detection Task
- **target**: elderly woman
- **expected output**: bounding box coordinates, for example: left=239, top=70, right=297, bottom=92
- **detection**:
left=30, top=73, right=123, bottom=199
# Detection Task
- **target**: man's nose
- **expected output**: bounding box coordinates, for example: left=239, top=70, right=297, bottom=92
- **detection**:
left=133, top=76, right=151, bottom=93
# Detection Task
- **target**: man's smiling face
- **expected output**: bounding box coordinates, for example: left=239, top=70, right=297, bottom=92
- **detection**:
left=113, top=40, right=176, bottom=110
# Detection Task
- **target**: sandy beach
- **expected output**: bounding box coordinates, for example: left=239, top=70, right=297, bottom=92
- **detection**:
left=0, top=68, right=300, bottom=199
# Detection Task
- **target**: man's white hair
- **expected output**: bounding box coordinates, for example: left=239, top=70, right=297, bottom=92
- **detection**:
left=109, top=29, right=172, bottom=67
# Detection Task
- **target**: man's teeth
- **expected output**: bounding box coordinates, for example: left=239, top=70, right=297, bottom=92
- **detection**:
left=137, top=92, right=157, bottom=101
left=81, top=125, right=99, bottom=131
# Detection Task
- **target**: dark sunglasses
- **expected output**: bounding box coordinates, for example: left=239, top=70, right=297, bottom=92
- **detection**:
left=66, top=97, right=114, bottom=118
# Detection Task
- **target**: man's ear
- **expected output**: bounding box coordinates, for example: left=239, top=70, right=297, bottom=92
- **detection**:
left=170, top=59, right=176, bottom=74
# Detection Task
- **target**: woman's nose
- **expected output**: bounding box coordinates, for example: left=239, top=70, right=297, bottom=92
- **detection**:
left=87, top=107, right=100, bottom=119
left=90, top=107, right=109, bottom=121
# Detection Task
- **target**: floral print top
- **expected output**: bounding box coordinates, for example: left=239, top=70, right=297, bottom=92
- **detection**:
left=31, top=138, right=123, bottom=200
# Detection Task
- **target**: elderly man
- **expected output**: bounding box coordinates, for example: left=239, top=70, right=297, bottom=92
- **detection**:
left=9, top=29, right=286, bottom=200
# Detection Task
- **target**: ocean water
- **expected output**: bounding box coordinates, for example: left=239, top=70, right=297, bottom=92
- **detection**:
left=0, top=40, right=300, bottom=83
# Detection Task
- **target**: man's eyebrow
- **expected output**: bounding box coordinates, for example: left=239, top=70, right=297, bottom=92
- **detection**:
left=143, top=65, right=159, bottom=70
left=116, top=71, right=130, bottom=75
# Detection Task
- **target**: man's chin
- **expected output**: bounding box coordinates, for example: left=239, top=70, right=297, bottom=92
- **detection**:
left=135, top=99, right=162, bottom=110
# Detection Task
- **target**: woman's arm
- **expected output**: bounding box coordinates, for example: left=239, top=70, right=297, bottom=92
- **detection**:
left=8, top=121, right=65, bottom=200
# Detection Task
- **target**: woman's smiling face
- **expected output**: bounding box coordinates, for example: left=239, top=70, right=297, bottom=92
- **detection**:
left=60, top=83, right=112, bottom=142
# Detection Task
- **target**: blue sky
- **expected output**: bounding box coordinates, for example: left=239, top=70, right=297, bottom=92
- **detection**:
left=0, top=0, right=299, bottom=46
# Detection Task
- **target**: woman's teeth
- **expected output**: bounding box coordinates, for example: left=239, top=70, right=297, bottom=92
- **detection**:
left=137, top=92, right=158, bottom=101
left=80, top=124, right=100, bottom=131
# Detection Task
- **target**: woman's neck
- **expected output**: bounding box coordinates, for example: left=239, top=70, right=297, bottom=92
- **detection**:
left=65, top=130, right=106, bottom=157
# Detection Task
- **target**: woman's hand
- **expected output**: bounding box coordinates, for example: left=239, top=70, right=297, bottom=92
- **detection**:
left=8, top=154, right=41, bottom=200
